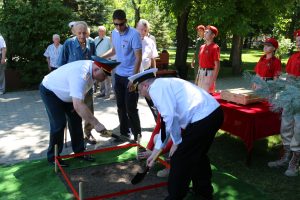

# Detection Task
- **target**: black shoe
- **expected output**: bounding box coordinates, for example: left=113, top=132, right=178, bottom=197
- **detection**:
left=49, top=159, right=69, bottom=167
left=76, top=155, right=96, bottom=162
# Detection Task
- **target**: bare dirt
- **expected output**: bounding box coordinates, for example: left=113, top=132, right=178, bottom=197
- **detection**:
left=60, top=160, right=168, bottom=199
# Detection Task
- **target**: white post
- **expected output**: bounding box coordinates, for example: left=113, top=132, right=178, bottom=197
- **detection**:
left=79, top=182, right=83, bottom=200
left=54, top=144, right=58, bottom=173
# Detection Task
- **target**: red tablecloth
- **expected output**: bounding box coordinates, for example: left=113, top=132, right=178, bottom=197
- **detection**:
left=213, top=93, right=281, bottom=152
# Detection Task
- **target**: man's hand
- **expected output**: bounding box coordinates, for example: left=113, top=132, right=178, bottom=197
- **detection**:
left=94, top=123, right=106, bottom=132
left=169, top=144, right=178, bottom=157
left=146, top=148, right=160, bottom=168
left=1, top=58, right=6, bottom=65
left=128, top=81, right=136, bottom=92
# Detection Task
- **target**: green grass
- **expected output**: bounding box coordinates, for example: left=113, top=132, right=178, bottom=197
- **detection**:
left=209, top=132, right=300, bottom=200
left=0, top=143, right=275, bottom=200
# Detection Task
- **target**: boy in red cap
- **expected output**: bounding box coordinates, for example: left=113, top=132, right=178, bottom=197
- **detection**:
left=252, top=37, right=282, bottom=89
left=268, top=30, right=300, bottom=176
left=197, top=25, right=220, bottom=93
left=191, top=25, right=205, bottom=83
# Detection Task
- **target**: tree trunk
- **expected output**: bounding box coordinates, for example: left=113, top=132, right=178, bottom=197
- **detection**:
left=230, top=34, right=242, bottom=75
left=175, top=7, right=191, bottom=79
left=131, top=0, right=141, bottom=27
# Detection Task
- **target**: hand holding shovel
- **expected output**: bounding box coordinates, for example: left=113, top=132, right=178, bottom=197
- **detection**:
left=131, top=149, right=162, bottom=185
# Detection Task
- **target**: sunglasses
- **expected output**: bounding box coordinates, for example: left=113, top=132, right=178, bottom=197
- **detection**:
left=113, top=22, right=126, bottom=27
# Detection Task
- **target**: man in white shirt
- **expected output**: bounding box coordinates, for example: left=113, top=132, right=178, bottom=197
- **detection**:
left=129, top=69, right=224, bottom=200
left=0, top=35, right=7, bottom=95
left=40, top=56, right=119, bottom=167
left=94, top=26, right=113, bottom=99
left=43, top=34, right=63, bottom=71
left=136, top=19, right=158, bottom=72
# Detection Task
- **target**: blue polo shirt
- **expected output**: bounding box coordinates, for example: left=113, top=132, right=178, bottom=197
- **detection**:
left=112, top=26, right=142, bottom=77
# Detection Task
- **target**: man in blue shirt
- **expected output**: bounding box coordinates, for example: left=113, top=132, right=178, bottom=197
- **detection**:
left=102, top=9, right=142, bottom=141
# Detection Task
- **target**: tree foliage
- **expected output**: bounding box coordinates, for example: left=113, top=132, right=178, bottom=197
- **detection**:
left=0, top=0, right=74, bottom=86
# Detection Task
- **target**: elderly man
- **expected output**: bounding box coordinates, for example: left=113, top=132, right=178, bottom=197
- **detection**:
left=40, top=57, right=119, bottom=167
left=57, top=21, right=97, bottom=145
left=43, top=34, right=63, bottom=72
left=0, top=34, right=6, bottom=95
left=94, top=26, right=113, bottom=99
left=129, top=69, right=224, bottom=200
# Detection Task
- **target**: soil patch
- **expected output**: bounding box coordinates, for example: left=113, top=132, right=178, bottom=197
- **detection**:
left=59, top=160, right=168, bottom=199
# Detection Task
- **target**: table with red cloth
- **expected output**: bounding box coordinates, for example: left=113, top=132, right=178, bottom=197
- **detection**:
left=213, top=93, right=281, bottom=163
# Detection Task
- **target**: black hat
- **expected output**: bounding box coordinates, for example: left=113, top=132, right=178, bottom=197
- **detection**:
left=91, top=56, right=120, bottom=76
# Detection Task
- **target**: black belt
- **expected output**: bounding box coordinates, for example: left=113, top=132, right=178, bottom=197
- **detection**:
left=200, top=68, right=214, bottom=71
left=262, top=77, right=273, bottom=81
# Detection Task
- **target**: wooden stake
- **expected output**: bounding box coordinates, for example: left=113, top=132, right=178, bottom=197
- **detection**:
left=136, top=134, right=141, bottom=160
left=54, top=144, right=58, bottom=173
left=79, top=182, right=83, bottom=200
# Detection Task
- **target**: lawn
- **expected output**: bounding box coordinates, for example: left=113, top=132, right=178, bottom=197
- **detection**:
left=166, top=48, right=290, bottom=79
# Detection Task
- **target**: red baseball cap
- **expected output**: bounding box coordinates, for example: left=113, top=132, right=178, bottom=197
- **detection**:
left=206, top=25, right=218, bottom=37
left=293, top=30, right=300, bottom=37
left=196, top=25, right=205, bottom=31
left=263, top=38, right=279, bottom=49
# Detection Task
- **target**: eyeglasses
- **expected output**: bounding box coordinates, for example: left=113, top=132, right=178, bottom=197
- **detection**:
left=113, top=22, right=125, bottom=27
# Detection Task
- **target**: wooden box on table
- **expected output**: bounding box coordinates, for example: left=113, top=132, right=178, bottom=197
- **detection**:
left=220, top=88, right=264, bottom=105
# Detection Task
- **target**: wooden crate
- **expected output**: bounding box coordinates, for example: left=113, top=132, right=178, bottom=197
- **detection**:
left=220, top=88, right=263, bottom=105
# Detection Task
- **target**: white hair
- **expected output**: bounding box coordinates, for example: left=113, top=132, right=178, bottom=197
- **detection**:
left=52, top=34, right=60, bottom=39
left=137, top=19, right=150, bottom=33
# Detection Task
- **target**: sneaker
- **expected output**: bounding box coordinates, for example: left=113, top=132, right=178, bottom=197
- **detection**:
left=157, top=168, right=170, bottom=178
left=268, top=150, right=291, bottom=168
left=84, top=133, right=97, bottom=145
left=76, top=155, right=96, bottom=162
left=284, top=152, right=300, bottom=177
left=49, top=159, right=69, bottom=167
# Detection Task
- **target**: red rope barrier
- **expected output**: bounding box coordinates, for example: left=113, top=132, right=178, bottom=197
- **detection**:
left=55, top=157, right=79, bottom=200
left=55, top=143, right=170, bottom=199
left=85, top=182, right=168, bottom=200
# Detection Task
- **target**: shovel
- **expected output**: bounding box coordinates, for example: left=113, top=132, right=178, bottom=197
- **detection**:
left=131, top=149, right=162, bottom=185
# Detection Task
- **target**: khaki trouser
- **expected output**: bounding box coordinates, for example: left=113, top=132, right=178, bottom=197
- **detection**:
left=83, top=89, right=94, bottom=136
left=281, top=108, right=300, bottom=152
left=0, top=63, right=6, bottom=93
left=195, top=68, right=215, bottom=93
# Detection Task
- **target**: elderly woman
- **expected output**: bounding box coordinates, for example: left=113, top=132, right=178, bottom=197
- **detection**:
left=57, top=21, right=97, bottom=145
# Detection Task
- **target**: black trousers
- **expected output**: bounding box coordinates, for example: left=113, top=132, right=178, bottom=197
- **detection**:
left=166, top=107, right=224, bottom=200
left=114, top=74, right=141, bottom=138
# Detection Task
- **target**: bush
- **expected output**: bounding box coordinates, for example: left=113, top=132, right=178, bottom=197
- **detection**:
left=0, top=0, right=74, bottom=86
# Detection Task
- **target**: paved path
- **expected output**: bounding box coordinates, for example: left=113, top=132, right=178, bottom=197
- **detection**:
left=0, top=76, right=249, bottom=165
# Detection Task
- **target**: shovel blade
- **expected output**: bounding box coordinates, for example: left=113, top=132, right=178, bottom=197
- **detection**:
left=131, top=167, right=149, bottom=185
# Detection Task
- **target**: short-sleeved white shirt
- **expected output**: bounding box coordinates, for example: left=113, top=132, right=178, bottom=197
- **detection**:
left=140, top=36, right=158, bottom=71
left=43, top=43, right=63, bottom=68
left=42, top=60, right=94, bottom=102
left=94, top=36, right=112, bottom=57
left=0, top=36, right=6, bottom=49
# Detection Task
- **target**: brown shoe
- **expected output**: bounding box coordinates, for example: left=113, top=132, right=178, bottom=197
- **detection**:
left=84, top=133, right=97, bottom=145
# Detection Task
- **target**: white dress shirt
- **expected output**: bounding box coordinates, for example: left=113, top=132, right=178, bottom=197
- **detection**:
left=149, top=78, right=220, bottom=150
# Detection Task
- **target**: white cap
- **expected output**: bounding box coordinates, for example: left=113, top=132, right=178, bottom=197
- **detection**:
left=128, top=68, right=158, bottom=84
left=68, top=21, right=76, bottom=28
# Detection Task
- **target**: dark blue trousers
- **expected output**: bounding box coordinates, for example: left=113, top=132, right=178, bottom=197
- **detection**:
left=39, top=84, right=85, bottom=162
left=114, top=74, right=141, bottom=138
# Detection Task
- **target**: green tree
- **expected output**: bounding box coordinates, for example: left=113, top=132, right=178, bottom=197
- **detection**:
left=0, top=0, right=74, bottom=86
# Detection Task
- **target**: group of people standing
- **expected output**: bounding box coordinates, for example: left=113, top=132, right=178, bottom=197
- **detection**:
left=39, top=7, right=300, bottom=200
